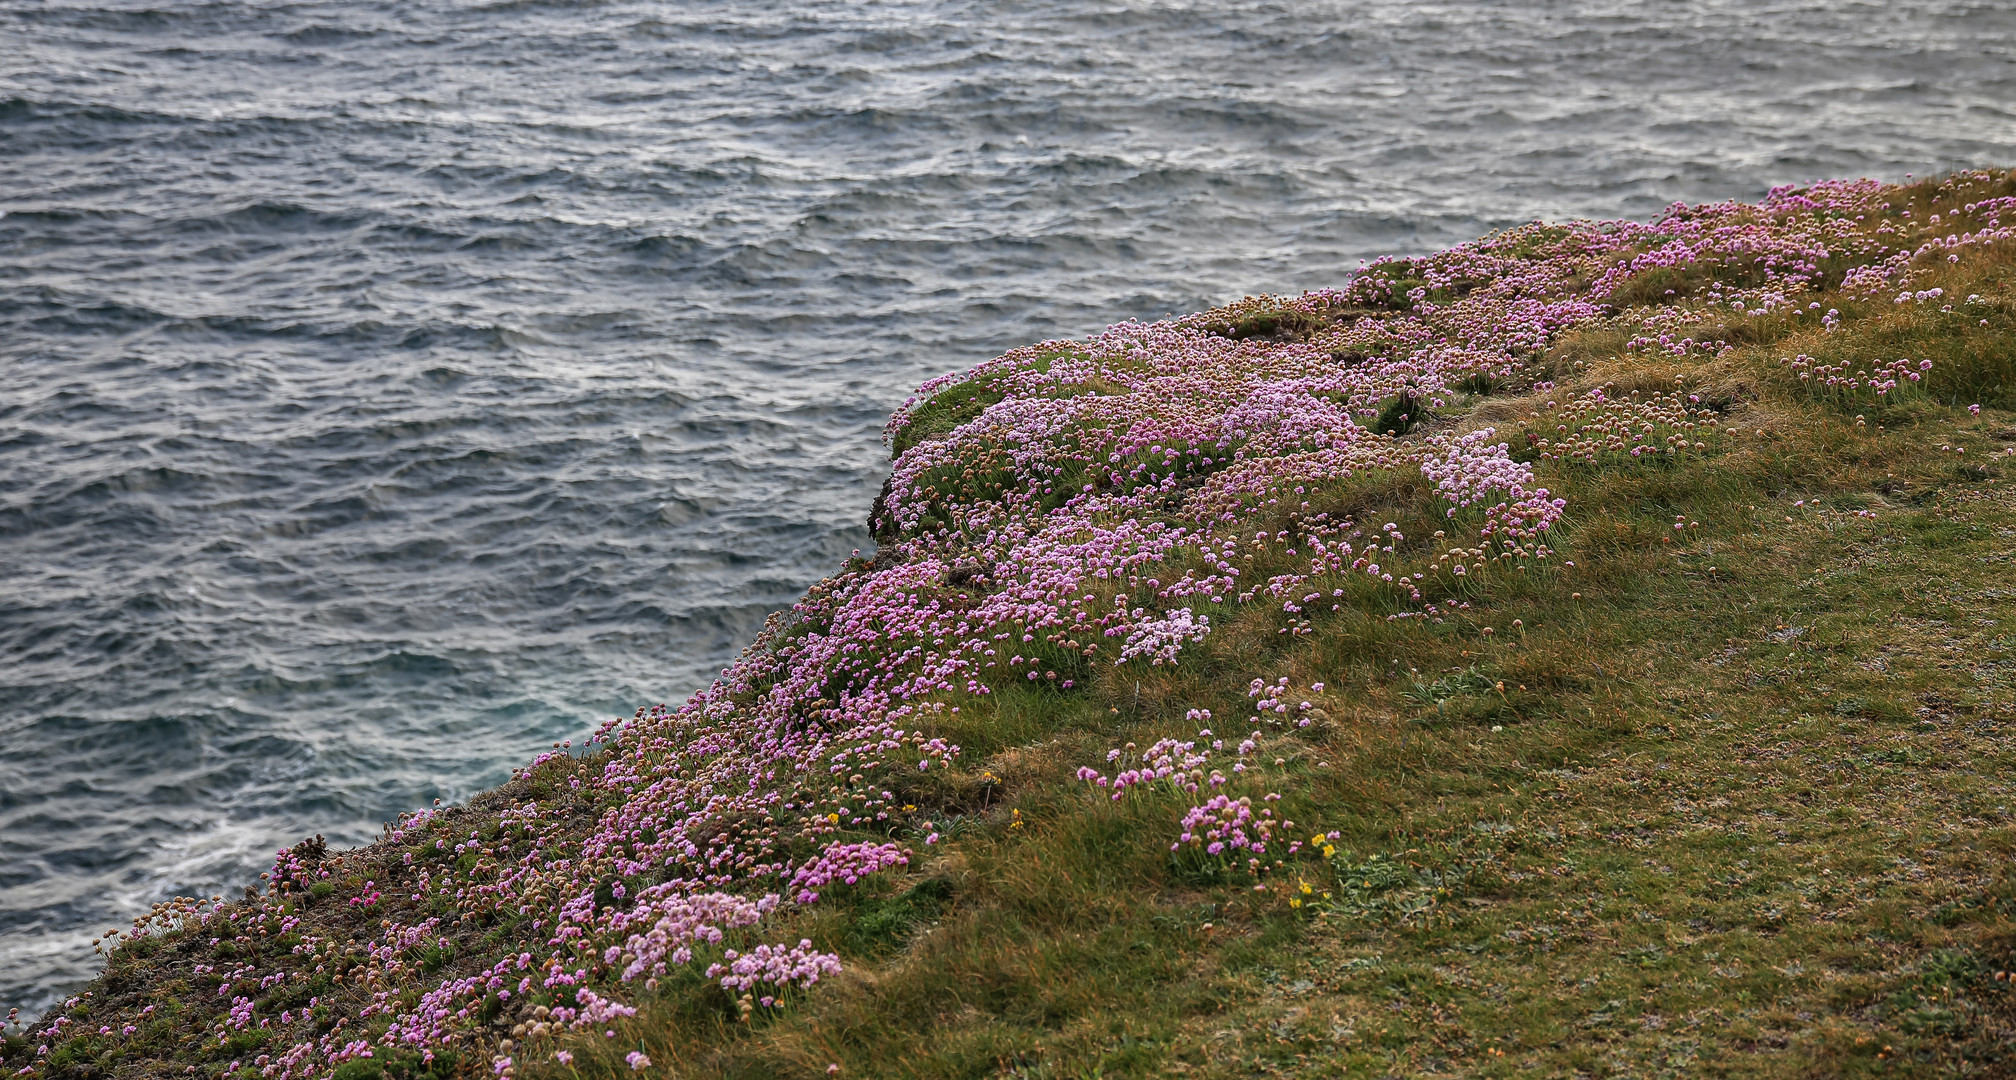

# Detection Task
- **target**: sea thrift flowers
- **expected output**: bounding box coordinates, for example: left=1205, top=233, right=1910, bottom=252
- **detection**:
left=1782, top=354, right=1930, bottom=403
left=13, top=170, right=2016, bottom=1079
left=786, top=842, right=910, bottom=905
left=1516, top=388, right=1717, bottom=466
left=1177, top=796, right=1281, bottom=857
left=706, top=940, right=843, bottom=997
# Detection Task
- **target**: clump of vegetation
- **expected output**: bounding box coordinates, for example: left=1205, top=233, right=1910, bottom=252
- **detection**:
left=1192, top=297, right=1333, bottom=342
left=14, top=171, right=2016, bottom=1080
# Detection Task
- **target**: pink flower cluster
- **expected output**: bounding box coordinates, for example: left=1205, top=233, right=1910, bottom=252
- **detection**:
left=1783, top=354, right=1931, bottom=402
left=1075, top=713, right=1256, bottom=800
left=1419, top=429, right=1564, bottom=541
left=786, top=842, right=911, bottom=905
left=1076, top=681, right=1347, bottom=869
left=613, top=891, right=777, bottom=982
left=1176, top=795, right=1282, bottom=858
left=706, top=940, right=843, bottom=1002
left=1115, top=607, right=1213, bottom=666
left=1520, top=388, right=1717, bottom=465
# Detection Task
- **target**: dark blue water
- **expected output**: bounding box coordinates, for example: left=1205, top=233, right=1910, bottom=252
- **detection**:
left=4, top=0, right=2013, bottom=1015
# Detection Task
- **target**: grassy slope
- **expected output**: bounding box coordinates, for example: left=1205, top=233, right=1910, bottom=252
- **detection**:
left=20, top=173, right=2016, bottom=1080
left=583, top=178, right=2016, bottom=1080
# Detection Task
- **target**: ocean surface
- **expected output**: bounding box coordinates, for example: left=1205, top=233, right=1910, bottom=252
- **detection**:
left=3, top=0, right=2013, bottom=1015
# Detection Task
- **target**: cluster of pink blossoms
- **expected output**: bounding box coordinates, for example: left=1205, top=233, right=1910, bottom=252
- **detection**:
left=1177, top=796, right=1283, bottom=859
left=1075, top=711, right=1257, bottom=801
left=786, top=842, right=911, bottom=905
left=1517, top=388, right=1718, bottom=467
left=1077, top=721, right=1297, bottom=873
left=1783, top=355, right=1931, bottom=402
left=706, top=941, right=844, bottom=1004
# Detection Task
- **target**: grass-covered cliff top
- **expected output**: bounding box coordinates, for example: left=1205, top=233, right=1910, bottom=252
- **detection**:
left=13, top=170, right=2016, bottom=1079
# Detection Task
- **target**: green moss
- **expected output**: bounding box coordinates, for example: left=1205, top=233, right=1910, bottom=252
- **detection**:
left=889, top=379, right=1008, bottom=456
left=839, top=878, right=954, bottom=958
left=1199, top=306, right=1327, bottom=342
